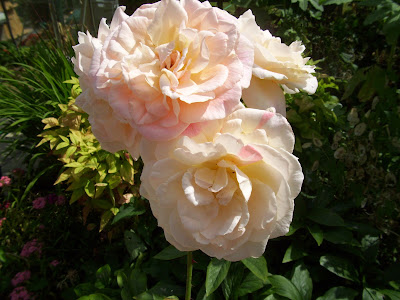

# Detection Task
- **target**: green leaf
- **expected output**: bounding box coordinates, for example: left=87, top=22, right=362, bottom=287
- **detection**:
left=106, top=155, right=118, bottom=173
left=298, top=0, right=308, bottom=10
left=379, top=289, right=400, bottom=300
left=99, top=210, right=113, bottom=232
left=153, top=245, right=186, bottom=260
left=54, top=170, right=71, bottom=185
left=121, top=160, right=135, bottom=184
left=112, top=204, right=146, bottom=225
left=323, top=0, right=353, bottom=4
left=282, top=242, right=307, bottom=263
left=70, top=188, right=85, bottom=204
left=308, top=225, right=324, bottom=246
left=148, top=281, right=185, bottom=297
left=221, top=262, right=244, bottom=300
left=116, top=270, right=128, bottom=289
left=56, top=141, right=69, bottom=150
left=92, top=199, right=113, bottom=210
left=124, top=230, right=147, bottom=260
left=136, top=292, right=164, bottom=300
left=78, top=294, right=112, bottom=300
left=206, top=258, right=231, bottom=296
left=316, top=286, right=358, bottom=300
left=196, top=284, right=215, bottom=300
left=269, top=275, right=302, bottom=300
left=241, top=256, right=268, bottom=282
left=363, top=288, right=384, bottom=300
left=308, top=208, right=345, bottom=226
left=383, top=14, right=400, bottom=45
left=96, top=264, right=111, bottom=287
left=84, top=181, right=95, bottom=198
left=319, top=255, right=359, bottom=282
left=324, top=227, right=356, bottom=245
left=74, top=283, right=96, bottom=297
left=65, top=162, right=82, bottom=168
left=65, top=145, right=77, bottom=158
left=237, top=272, right=265, bottom=297
left=121, top=288, right=132, bottom=300
left=128, top=269, right=147, bottom=296
left=291, top=262, right=313, bottom=300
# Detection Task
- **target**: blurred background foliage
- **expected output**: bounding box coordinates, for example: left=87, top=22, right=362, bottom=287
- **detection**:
left=0, top=0, right=399, bottom=299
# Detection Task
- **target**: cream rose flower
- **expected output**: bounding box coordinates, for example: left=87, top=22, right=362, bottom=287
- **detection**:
left=238, top=10, right=317, bottom=115
left=72, top=19, right=141, bottom=158
left=73, top=0, right=254, bottom=148
left=140, top=108, right=303, bottom=261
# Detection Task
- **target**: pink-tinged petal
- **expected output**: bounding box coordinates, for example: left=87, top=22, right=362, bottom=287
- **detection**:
left=242, top=78, right=286, bottom=116
left=137, top=119, right=188, bottom=141
left=179, top=84, right=242, bottom=122
left=227, top=108, right=294, bottom=152
left=110, top=6, right=129, bottom=31
left=236, top=35, right=254, bottom=89
left=238, top=145, right=263, bottom=163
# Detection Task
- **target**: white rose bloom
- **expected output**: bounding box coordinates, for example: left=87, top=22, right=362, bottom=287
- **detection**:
left=238, top=10, right=318, bottom=116
left=140, top=108, right=303, bottom=261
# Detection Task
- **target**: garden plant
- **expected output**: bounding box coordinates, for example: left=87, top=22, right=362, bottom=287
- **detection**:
left=0, top=0, right=399, bottom=299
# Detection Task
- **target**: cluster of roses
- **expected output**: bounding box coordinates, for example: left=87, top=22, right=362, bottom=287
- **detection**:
left=72, top=0, right=317, bottom=261
left=32, top=194, right=66, bottom=210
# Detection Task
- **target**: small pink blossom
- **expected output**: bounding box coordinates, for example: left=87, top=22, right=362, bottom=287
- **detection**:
left=9, top=286, right=32, bottom=300
left=0, top=175, right=11, bottom=187
left=50, top=260, right=59, bottom=267
left=12, top=168, right=25, bottom=177
left=0, top=217, right=6, bottom=227
left=38, top=224, right=45, bottom=230
left=11, top=271, right=31, bottom=287
left=47, top=194, right=58, bottom=205
left=32, top=197, right=46, bottom=209
left=55, top=195, right=65, bottom=206
left=20, top=239, right=43, bottom=258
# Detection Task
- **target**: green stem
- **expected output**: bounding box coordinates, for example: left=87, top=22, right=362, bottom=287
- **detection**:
left=185, top=251, right=193, bottom=300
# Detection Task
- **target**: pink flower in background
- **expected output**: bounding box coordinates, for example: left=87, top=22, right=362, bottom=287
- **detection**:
left=0, top=217, right=6, bottom=227
left=47, top=194, right=58, bottom=205
left=32, top=197, right=46, bottom=209
left=11, top=271, right=31, bottom=287
left=9, top=286, right=32, bottom=300
left=72, top=0, right=253, bottom=158
left=0, top=175, right=11, bottom=187
left=12, top=168, right=25, bottom=177
left=38, top=224, right=45, bottom=230
left=55, top=195, right=66, bottom=206
left=50, top=260, right=60, bottom=267
left=20, top=239, right=43, bottom=258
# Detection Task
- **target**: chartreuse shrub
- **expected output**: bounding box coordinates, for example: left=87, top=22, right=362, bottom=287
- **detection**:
left=37, top=77, right=143, bottom=232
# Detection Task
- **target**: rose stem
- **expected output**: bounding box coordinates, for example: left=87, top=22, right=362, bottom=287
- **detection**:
left=185, top=251, right=193, bottom=300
